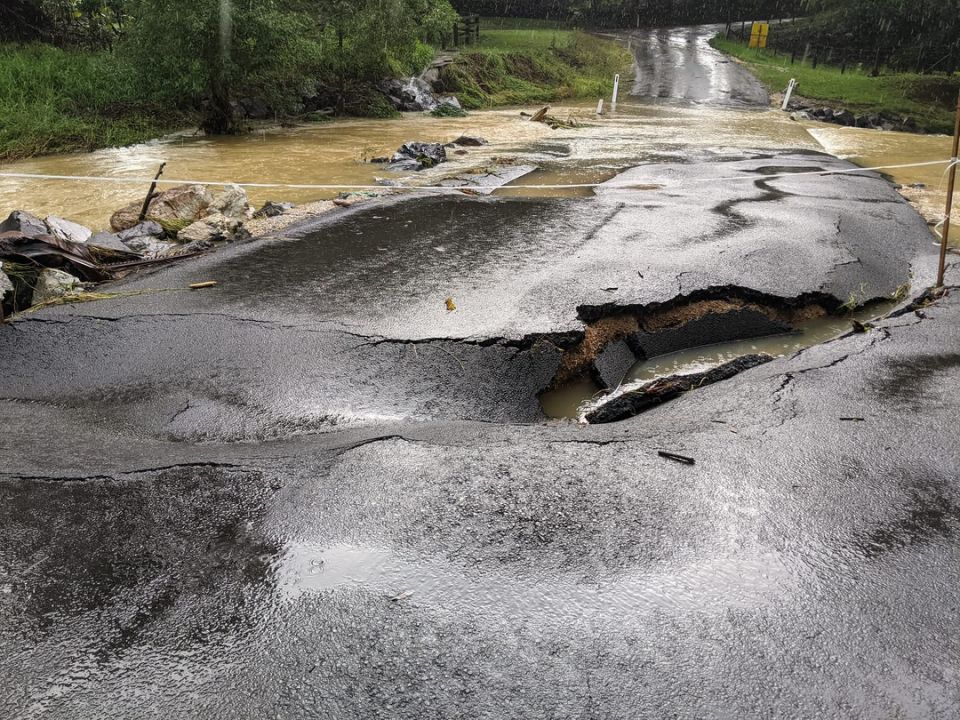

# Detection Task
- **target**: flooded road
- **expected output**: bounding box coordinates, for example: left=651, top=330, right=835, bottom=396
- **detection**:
left=0, top=100, right=819, bottom=230
left=810, top=124, right=957, bottom=241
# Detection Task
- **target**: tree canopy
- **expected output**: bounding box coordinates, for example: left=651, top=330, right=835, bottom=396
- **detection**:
left=1, top=0, right=458, bottom=131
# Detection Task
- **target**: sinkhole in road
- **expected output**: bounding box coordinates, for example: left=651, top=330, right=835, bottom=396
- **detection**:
left=540, top=298, right=899, bottom=422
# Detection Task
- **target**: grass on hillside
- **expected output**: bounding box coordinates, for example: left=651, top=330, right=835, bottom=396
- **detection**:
left=440, top=27, right=632, bottom=108
left=711, top=35, right=957, bottom=134
left=0, top=43, right=194, bottom=161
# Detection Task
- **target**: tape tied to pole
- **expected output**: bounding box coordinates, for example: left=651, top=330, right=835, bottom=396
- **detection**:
left=0, top=159, right=955, bottom=193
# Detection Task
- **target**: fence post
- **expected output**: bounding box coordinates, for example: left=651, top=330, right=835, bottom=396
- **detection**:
left=936, top=92, right=960, bottom=287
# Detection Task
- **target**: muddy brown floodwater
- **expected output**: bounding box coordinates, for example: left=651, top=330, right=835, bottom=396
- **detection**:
left=0, top=100, right=822, bottom=229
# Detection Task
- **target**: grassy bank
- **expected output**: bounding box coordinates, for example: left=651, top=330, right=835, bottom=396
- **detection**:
left=438, top=25, right=632, bottom=108
left=0, top=23, right=631, bottom=162
left=710, top=36, right=958, bottom=134
left=0, top=44, right=195, bottom=161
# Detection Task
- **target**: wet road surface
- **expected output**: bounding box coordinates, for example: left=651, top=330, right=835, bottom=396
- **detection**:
left=2, top=25, right=960, bottom=720
left=624, top=25, right=769, bottom=107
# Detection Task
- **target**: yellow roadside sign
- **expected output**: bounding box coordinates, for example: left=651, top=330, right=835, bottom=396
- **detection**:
left=749, top=22, right=770, bottom=49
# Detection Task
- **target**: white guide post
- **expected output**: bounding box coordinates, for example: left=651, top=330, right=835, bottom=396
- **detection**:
left=781, top=79, right=797, bottom=111
left=612, top=73, right=620, bottom=108
left=596, top=99, right=604, bottom=115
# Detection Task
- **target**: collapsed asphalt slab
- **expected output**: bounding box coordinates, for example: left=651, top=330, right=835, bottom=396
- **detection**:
left=1, top=149, right=957, bottom=718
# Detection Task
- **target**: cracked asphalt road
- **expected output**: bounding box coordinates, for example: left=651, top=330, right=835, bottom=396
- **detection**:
left=2, top=32, right=959, bottom=719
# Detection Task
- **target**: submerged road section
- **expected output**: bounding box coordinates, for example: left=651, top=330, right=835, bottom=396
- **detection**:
left=2, top=141, right=960, bottom=718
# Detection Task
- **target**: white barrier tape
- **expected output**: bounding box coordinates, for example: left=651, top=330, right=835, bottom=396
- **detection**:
left=937, top=156, right=960, bottom=192
left=0, top=159, right=954, bottom=193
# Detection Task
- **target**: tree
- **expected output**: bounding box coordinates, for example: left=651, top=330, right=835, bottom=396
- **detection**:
left=122, top=0, right=458, bottom=134
left=0, top=1, right=47, bottom=42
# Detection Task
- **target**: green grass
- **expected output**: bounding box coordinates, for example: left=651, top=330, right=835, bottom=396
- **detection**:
left=710, top=35, right=958, bottom=134
left=479, top=17, right=572, bottom=32
left=440, top=27, right=632, bottom=109
left=0, top=43, right=194, bottom=161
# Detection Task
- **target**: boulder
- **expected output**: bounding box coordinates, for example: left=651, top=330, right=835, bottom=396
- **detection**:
left=45, top=216, right=92, bottom=245
left=254, top=201, right=295, bottom=218
left=0, top=210, right=48, bottom=239
left=790, top=111, right=811, bottom=122
left=110, top=184, right=214, bottom=232
left=178, top=220, right=224, bottom=245
left=388, top=141, right=448, bottom=171
left=118, top=221, right=165, bottom=244
left=387, top=158, right=424, bottom=172
left=179, top=238, right=215, bottom=254
left=88, top=231, right=140, bottom=257
left=833, top=109, right=855, bottom=126
left=0, top=267, right=13, bottom=303
left=379, top=78, right=439, bottom=112
left=118, top=222, right=175, bottom=257
left=452, top=135, right=488, bottom=147
left=126, top=237, right=177, bottom=258
left=206, top=184, right=251, bottom=223
left=32, top=268, right=81, bottom=305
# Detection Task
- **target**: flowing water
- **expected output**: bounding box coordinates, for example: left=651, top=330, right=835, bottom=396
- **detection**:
left=808, top=123, right=957, bottom=242
left=0, top=100, right=819, bottom=229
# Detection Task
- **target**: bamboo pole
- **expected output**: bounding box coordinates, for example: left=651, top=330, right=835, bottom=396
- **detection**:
left=936, top=93, right=960, bottom=288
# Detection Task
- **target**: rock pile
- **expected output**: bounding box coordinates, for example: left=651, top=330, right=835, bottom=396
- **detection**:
left=0, top=184, right=254, bottom=316
left=790, top=104, right=922, bottom=133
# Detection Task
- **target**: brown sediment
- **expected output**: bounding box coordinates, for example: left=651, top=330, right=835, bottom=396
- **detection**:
left=552, top=296, right=830, bottom=388
left=553, top=313, right=638, bottom=386
left=637, top=298, right=827, bottom=333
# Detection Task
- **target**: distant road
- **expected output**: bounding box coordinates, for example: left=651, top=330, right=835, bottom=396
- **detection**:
left=620, top=25, right=770, bottom=107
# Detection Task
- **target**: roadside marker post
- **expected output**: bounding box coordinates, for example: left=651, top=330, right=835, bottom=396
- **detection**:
left=749, top=22, right=769, bottom=49
left=781, top=79, right=797, bottom=111
left=612, top=74, right=620, bottom=108
left=596, top=99, right=604, bottom=115
left=936, top=92, right=960, bottom=287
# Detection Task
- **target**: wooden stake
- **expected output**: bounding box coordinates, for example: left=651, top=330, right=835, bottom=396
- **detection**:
left=138, top=162, right=167, bottom=224
left=936, top=93, right=960, bottom=288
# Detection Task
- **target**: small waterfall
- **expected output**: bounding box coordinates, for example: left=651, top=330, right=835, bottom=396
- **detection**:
left=398, top=77, right=439, bottom=111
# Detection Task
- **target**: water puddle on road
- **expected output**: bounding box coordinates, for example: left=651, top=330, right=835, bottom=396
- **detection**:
left=276, top=541, right=799, bottom=618
left=541, top=301, right=898, bottom=420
